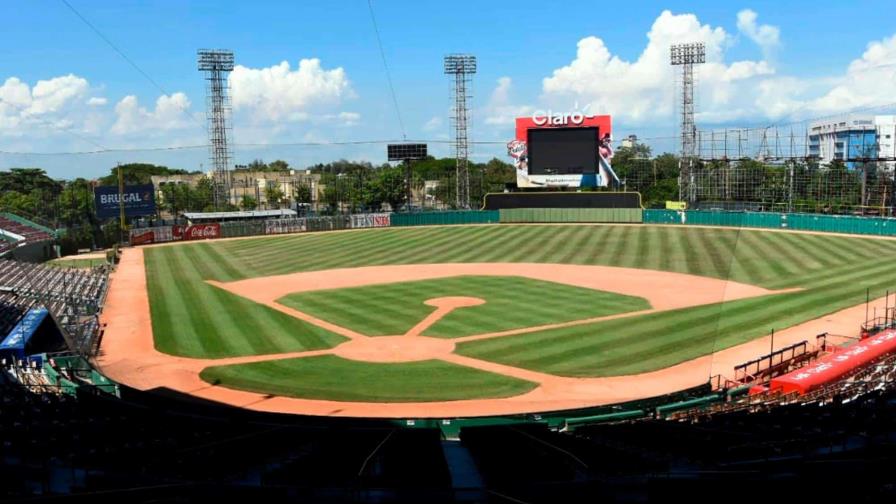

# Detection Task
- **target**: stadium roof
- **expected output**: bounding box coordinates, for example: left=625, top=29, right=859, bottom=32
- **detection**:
left=182, top=209, right=297, bottom=220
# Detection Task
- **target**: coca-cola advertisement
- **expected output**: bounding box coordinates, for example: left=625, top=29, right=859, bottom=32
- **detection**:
left=129, top=230, right=155, bottom=246
left=173, top=223, right=221, bottom=241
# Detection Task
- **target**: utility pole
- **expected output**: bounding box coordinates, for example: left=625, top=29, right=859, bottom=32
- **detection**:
left=117, top=163, right=126, bottom=244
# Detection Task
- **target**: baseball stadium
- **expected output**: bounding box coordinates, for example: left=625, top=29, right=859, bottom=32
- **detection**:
left=5, top=3, right=896, bottom=503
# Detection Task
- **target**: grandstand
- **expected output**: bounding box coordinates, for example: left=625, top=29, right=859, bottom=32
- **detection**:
left=0, top=213, right=55, bottom=261
left=2, top=214, right=896, bottom=501
left=0, top=258, right=109, bottom=359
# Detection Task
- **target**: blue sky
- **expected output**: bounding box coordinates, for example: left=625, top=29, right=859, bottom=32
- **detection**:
left=1, top=0, right=895, bottom=178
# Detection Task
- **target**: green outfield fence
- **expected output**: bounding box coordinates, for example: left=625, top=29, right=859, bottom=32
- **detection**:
left=643, top=209, right=896, bottom=236
left=390, top=210, right=500, bottom=227
left=499, top=208, right=643, bottom=223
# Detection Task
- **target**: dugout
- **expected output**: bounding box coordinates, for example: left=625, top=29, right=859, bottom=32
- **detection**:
left=0, top=307, right=69, bottom=361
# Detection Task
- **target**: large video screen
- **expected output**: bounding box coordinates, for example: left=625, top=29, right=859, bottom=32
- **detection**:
left=527, top=127, right=598, bottom=175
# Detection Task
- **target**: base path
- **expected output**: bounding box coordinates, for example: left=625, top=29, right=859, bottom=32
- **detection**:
left=95, top=247, right=876, bottom=419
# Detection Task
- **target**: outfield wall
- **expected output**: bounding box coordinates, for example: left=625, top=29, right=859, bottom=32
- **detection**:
left=391, top=210, right=498, bottom=227
left=644, top=209, right=896, bottom=236
left=127, top=208, right=896, bottom=246
left=499, top=208, right=643, bottom=223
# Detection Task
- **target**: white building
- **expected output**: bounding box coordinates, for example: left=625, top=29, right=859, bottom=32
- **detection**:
left=620, top=134, right=639, bottom=149
left=808, top=114, right=896, bottom=170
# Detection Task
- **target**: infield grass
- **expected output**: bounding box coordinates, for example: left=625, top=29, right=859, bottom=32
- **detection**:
left=199, top=355, right=538, bottom=402
left=278, top=275, right=650, bottom=337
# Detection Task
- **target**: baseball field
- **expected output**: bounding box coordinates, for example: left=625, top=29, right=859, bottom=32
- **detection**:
left=97, top=224, right=896, bottom=416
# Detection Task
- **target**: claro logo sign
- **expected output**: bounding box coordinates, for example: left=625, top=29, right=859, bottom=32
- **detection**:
left=531, top=104, right=593, bottom=126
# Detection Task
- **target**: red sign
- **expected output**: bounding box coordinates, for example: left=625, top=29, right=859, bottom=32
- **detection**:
left=514, top=114, right=611, bottom=143
left=129, top=231, right=155, bottom=246
left=770, top=329, right=896, bottom=395
left=173, top=223, right=221, bottom=241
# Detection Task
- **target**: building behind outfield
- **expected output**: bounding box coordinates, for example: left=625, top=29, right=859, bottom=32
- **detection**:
left=808, top=114, right=896, bottom=169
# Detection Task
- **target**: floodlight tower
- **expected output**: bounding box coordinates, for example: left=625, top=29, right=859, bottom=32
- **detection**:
left=444, top=54, right=476, bottom=209
left=198, top=49, right=235, bottom=210
left=670, top=42, right=705, bottom=203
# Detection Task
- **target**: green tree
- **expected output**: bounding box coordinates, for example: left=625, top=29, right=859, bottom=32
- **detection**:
left=57, top=178, right=95, bottom=226
left=240, top=194, right=258, bottom=210
left=368, top=166, right=407, bottom=211
left=97, top=163, right=193, bottom=186
left=264, top=185, right=285, bottom=208
left=193, top=177, right=215, bottom=211
left=0, top=168, right=62, bottom=194
left=268, top=159, right=290, bottom=172
left=247, top=159, right=268, bottom=171
left=293, top=182, right=312, bottom=205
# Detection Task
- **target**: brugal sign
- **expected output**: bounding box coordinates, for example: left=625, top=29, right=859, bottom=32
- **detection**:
left=94, top=184, right=157, bottom=219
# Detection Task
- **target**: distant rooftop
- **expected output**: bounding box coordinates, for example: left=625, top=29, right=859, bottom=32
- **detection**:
left=182, top=209, right=297, bottom=220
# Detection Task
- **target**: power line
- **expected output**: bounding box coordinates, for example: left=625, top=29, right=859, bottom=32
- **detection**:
left=59, top=0, right=203, bottom=130
left=0, top=137, right=691, bottom=157
left=366, top=0, right=407, bottom=140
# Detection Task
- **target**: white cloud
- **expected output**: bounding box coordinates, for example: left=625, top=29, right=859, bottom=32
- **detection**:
left=337, top=111, right=360, bottom=124
left=804, top=34, right=896, bottom=114
left=230, top=58, right=354, bottom=123
left=87, top=97, right=108, bottom=106
left=111, top=92, right=194, bottom=135
left=736, top=9, right=780, bottom=57
left=0, top=74, right=92, bottom=133
left=541, top=10, right=776, bottom=124
left=26, top=74, right=90, bottom=115
left=483, top=77, right=535, bottom=125
left=423, top=116, right=442, bottom=131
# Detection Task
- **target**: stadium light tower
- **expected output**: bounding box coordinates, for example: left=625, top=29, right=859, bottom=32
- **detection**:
left=670, top=42, right=705, bottom=203
left=198, top=49, right=235, bottom=210
left=444, top=54, right=476, bottom=209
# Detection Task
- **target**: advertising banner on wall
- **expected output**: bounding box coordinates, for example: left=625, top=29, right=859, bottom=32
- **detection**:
left=94, top=184, right=156, bottom=219
left=351, top=213, right=391, bottom=229
left=508, top=111, right=618, bottom=189
left=173, top=223, right=221, bottom=241
left=265, top=218, right=307, bottom=235
left=129, top=224, right=220, bottom=245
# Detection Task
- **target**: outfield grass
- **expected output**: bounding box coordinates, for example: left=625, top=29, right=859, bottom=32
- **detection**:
left=145, top=244, right=346, bottom=358
left=199, top=355, right=538, bottom=402
left=144, top=225, right=896, bottom=379
left=278, top=275, right=650, bottom=338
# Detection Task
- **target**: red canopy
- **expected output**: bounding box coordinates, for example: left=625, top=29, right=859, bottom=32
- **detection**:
left=770, top=329, right=896, bottom=395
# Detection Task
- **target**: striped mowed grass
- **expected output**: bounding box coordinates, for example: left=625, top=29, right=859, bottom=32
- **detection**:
left=144, top=225, right=896, bottom=378
left=199, top=355, right=539, bottom=402
left=278, top=275, right=650, bottom=338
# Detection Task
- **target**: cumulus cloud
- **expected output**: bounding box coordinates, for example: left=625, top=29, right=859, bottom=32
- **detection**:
left=736, top=9, right=780, bottom=57
left=0, top=74, right=91, bottom=127
left=111, top=92, right=194, bottom=135
left=423, top=116, right=442, bottom=131
left=87, top=97, right=107, bottom=106
left=230, top=58, right=354, bottom=123
left=541, top=10, right=775, bottom=124
left=483, top=77, right=535, bottom=125
left=804, top=34, right=896, bottom=113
